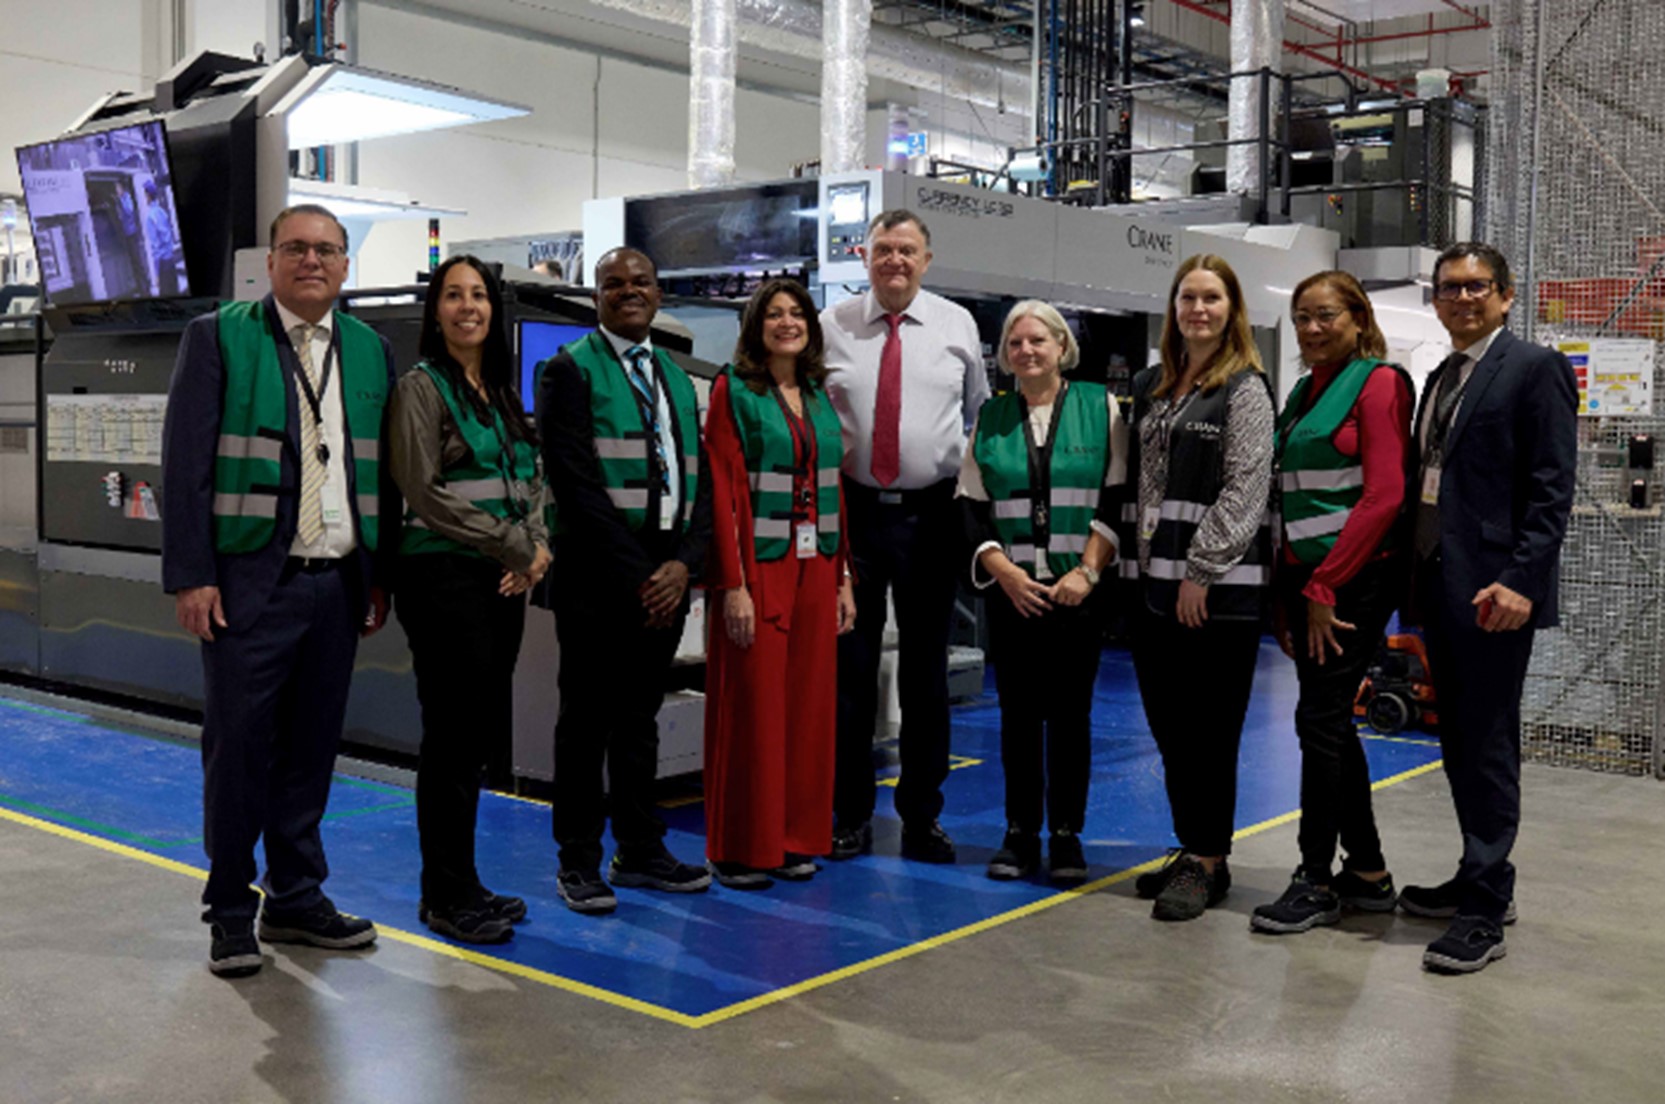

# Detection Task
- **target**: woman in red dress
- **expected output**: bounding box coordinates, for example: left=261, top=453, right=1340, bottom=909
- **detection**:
left=703, top=279, right=858, bottom=888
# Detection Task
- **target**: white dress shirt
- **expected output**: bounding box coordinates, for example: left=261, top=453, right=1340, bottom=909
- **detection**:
left=1421, top=324, right=1505, bottom=452
left=600, top=325, right=681, bottom=530
left=274, top=299, right=355, bottom=559
left=822, top=288, right=989, bottom=490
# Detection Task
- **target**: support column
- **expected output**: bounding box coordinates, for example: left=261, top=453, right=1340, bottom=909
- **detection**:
left=821, top=0, right=872, bottom=174
left=1226, top=0, right=1284, bottom=198
left=688, top=0, right=737, bottom=188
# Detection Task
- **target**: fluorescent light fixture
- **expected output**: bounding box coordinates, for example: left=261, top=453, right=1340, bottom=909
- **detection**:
left=287, top=178, right=464, bottom=221
left=274, top=65, right=528, bottom=150
left=1131, top=14, right=1146, bottom=25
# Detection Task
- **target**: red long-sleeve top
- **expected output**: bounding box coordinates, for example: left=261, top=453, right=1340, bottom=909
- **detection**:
left=1283, top=362, right=1414, bottom=607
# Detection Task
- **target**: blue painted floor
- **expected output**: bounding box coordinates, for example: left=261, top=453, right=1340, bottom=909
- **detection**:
left=0, top=640, right=1440, bottom=1021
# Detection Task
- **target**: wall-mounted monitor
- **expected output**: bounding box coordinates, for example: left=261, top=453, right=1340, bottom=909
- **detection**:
left=517, top=319, right=593, bottom=413
left=624, top=180, right=819, bottom=274
left=15, top=120, right=191, bottom=306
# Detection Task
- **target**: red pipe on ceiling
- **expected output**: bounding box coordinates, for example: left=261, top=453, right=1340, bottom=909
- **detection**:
left=1162, top=0, right=1403, bottom=92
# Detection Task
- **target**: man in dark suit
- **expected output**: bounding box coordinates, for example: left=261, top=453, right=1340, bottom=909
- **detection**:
left=162, top=204, right=396, bottom=978
left=1401, top=242, right=1577, bottom=973
left=536, top=247, right=713, bottom=914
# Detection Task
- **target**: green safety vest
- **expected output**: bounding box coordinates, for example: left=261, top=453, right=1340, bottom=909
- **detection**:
left=723, top=367, right=842, bottom=560
left=551, top=332, right=699, bottom=534
left=1275, top=356, right=1386, bottom=564
left=973, top=381, right=1109, bottom=577
left=400, top=361, right=540, bottom=558
left=211, top=301, right=387, bottom=554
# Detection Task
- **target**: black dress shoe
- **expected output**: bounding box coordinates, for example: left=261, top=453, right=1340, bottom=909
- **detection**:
left=828, top=821, right=873, bottom=861
left=900, top=821, right=957, bottom=864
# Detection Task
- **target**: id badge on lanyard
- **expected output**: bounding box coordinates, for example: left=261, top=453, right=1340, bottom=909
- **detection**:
left=1420, top=464, right=1441, bottom=505
left=795, top=521, right=817, bottom=559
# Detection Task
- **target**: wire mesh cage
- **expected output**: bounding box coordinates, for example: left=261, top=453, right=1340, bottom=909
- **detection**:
left=1488, top=0, right=1665, bottom=778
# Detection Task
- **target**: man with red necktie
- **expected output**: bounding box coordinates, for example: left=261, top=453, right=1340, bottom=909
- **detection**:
left=821, top=210, right=989, bottom=863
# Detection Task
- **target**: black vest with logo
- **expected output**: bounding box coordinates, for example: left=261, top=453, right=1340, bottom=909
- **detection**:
left=1124, top=365, right=1274, bottom=622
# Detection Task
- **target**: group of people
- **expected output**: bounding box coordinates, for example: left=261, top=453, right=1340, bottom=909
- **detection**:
left=160, top=201, right=1574, bottom=982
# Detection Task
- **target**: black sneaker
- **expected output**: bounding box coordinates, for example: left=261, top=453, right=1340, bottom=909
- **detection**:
left=556, top=868, right=617, bottom=915
left=1423, top=915, right=1507, bottom=974
left=258, top=898, right=377, bottom=949
left=1135, top=849, right=1184, bottom=899
left=419, top=900, right=512, bottom=944
left=770, top=853, right=818, bottom=881
left=205, top=915, right=262, bottom=978
left=1251, top=869, right=1341, bottom=934
left=609, top=848, right=712, bottom=892
left=1152, top=856, right=1214, bottom=922
left=828, top=821, right=873, bottom=861
left=986, top=828, right=1041, bottom=880
left=1048, top=831, right=1089, bottom=884
left=1399, top=879, right=1517, bottom=924
left=1332, top=869, right=1397, bottom=912
left=707, top=860, right=773, bottom=890
left=480, top=890, right=528, bottom=925
left=900, top=821, right=957, bottom=864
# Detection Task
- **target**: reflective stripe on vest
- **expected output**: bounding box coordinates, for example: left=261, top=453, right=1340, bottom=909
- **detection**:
left=1123, top=366, right=1274, bottom=620
left=210, top=301, right=388, bottom=554
left=1275, top=358, right=1388, bottom=565
left=972, top=381, right=1109, bottom=578
left=552, top=333, right=700, bottom=534
left=724, top=367, right=843, bottom=560
left=400, top=361, right=540, bottom=557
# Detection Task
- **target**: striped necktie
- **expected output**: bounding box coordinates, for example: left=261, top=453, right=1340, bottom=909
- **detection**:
left=625, top=345, right=671, bottom=493
left=294, top=324, right=326, bottom=546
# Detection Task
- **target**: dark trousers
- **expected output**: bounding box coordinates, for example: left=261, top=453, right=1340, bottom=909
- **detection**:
left=1130, top=603, right=1261, bottom=856
left=1280, top=558, right=1399, bottom=879
left=395, top=554, right=526, bottom=909
left=986, top=586, right=1103, bottom=835
left=835, top=480, right=959, bottom=829
left=200, top=562, right=359, bottom=923
left=1418, top=557, right=1536, bottom=925
left=549, top=541, right=684, bottom=871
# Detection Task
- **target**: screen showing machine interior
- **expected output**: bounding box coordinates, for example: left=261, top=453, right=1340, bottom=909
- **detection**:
left=518, top=320, right=594, bottom=413
left=16, top=120, right=191, bottom=306
left=624, top=181, right=819, bottom=273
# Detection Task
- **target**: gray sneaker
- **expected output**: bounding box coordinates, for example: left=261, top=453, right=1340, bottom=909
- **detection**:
left=1152, top=856, right=1214, bottom=922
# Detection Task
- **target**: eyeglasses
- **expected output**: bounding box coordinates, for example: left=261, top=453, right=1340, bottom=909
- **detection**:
left=1434, top=279, right=1496, bottom=301
left=1292, top=308, right=1349, bottom=328
left=273, top=240, right=347, bottom=262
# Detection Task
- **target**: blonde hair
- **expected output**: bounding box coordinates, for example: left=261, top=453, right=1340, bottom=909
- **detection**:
left=997, top=300, right=1080, bottom=375
left=1155, top=254, right=1262, bottom=398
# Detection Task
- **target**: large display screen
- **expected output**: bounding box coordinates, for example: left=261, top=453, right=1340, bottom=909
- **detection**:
left=624, top=181, right=818, bottom=274
left=517, top=320, right=593, bottom=413
left=16, top=120, right=190, bottom=306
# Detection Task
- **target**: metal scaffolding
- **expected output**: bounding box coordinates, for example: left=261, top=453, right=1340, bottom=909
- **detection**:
left=1488, top=0, right=1665, bottom=778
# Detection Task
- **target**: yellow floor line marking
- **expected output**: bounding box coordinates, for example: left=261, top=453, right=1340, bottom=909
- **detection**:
left=0, top=757, right=1444, bottom=1030
left=879, top=754, right=983, bottom=789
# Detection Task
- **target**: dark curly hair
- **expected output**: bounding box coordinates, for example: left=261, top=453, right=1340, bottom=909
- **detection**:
left=732, top=278, right=827, bottom=395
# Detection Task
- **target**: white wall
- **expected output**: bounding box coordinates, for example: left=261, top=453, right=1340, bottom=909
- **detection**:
left=350, top=2, right=821, bottom=286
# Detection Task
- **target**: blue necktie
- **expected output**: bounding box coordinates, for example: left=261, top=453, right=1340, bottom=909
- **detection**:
left=626, top=346, right=671, bottom=494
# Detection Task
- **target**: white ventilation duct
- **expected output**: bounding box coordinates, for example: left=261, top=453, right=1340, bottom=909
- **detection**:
left=603, top=0, right=1030, bottom=114
left=820, top=0, right=871, bottom=173
left=688, top=0, right=737, bottom=187
left=1226, top=0, right=1284, bottom=196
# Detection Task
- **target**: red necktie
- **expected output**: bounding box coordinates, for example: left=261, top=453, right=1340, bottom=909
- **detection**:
left=871, top=313, right=903, bottom=486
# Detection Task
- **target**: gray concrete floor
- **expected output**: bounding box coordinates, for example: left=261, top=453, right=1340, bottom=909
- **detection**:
left=1, top=762, right=1660, bottom=1104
